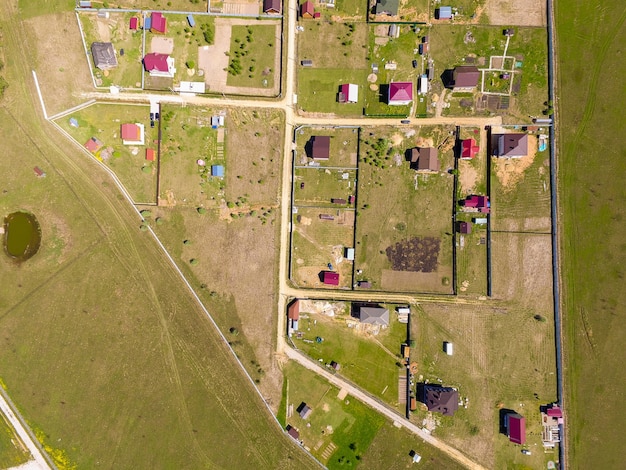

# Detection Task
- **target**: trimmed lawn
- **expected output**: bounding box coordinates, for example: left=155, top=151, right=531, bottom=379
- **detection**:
left=226, top=25, right=277, bottom=88
left=294, top=168, right=357, bottom=206
left=298, top=68, right=367, bottom=116
left=283, top=361, right=386, bottom=468
left=294, top=307, right=408, bottom=408
left=55, top=103, right=157, bottom=203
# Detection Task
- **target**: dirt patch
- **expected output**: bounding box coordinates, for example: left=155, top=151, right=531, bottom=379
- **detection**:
left=459, top=160, right=479, bottom=193
left=385, top=237, right=440, bottom=272
left=493, top=134, right=538, bottom=189
left=381, top=269, right=451, bottom=292
left=485, top=0, right=546, bottom=26
left=390, top=133, right=404, bottom=147
left=150, top=37, right=174, bottom=54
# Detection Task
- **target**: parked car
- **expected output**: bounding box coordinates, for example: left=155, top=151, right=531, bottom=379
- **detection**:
left=521, top=449, right=531, bottom=456
left=400, top=119, right=411, bottom=124
left=150, top=113, right=155, bottom=120
left=155, top=112, right=160, bottom=120
left=300, top=182, right=305, bottom=189
left=150, top=120, right=155, bottom=128
left=412, top=59, right=418, bottom=68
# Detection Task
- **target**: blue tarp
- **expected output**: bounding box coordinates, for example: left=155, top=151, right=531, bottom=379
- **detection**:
left=144, top=17, right=151, bottom=30
left=211, top=165, right=224, bottom=177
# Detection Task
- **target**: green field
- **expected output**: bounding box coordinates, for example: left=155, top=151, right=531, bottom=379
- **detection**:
left=0, top=2, right=316, bottom=468
left=354, top=126, right=455, bottom=292
left=295, top=126, right=360, bottom=168
left=293, top=304, right=407, bottom=408
left=297, top=68, right=367, bottom=116
left=55, top=103, right=157, bottom=203
left=557, top=1, right=626, bottom=468
left=226, top=25, right=277, bottom=89
left=0, top=412, right=30, bottom=468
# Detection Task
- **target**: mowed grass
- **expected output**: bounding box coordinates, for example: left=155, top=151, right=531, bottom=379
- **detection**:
left=297, top=68, right=367, bottom=116
left=293, top=307, right=408, bottom=408
left=79, top=12, right=143, bottom=89
left=298, top=22, right=368, bottom=69
left=226, top=25, right=278, bottom=88
left=295, top=126, right=359, bottom=168
left=0, top=414, right=31, bottom=468
left=413, top=303, right=557, bottom=468
left=294, top=168, right=357, bottom=206
left=557, top=1, right=626, bottom=468
left=354, top=126, right=455, bottom=292
left=55, top=103, right=157, bottom=203
left=283, top=361, right=386, bottom=468
left=429, top=25, right=548, bottom=120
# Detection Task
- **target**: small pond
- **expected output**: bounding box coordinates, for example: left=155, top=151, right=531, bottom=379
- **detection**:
left=3, top=211, right=41, bottom=261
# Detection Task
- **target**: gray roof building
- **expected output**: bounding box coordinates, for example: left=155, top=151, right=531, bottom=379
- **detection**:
left=91, top=42, right=117, bottom=70
left=359, top=307, right=389, bottom=326
left=375, top=0, right=399, bottom=15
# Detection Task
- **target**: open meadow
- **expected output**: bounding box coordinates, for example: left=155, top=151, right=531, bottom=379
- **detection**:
left=556, top=1, right=626, bottom=468
left=1, top=1, right=317, bottom=468
left=354, top=126, right=455, bottom=293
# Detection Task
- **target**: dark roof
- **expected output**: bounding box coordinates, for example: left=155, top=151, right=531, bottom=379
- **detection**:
left=263, top=0, right=282, bottom=13
left=458, top=221, right=472, bottom=234
left=357, top=281, right=372, bottom=288
left=359, top=307, right=389, bottom=326
left=375, top=0, right=399, bottom=15
left=422, top=385, right=459, bottom=416
left=91, top=42, right=117, bottom=70
left=410, top=147, right=439, bottom=172
left=297, top=402, right=312, bottom=419
left=286, top=425, right=300, bottom=440
left=493, top=134, right=528, bottom=157
left=311, top=136, right=330, bottom=159
left=506, top=413, right=526, bottom=444
left=453, top=66, right=480, bottom=88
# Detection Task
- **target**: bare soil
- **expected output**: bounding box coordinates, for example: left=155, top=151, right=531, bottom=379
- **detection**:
left=485, top=0, right=546, bottom=26
left=493, top=132, right=539, bottom=189
left=385, top=237, right=440, bottom=272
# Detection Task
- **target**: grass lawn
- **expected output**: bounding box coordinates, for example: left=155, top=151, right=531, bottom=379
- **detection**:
left=295, top=127, right=359, bottom=168
left=556, top=1, right=626, bottom=467
left=333, top=0, right=367, bottom=18
left=297, top=68, right=367, bottom=116
left=429, top=25, right=548, bottom=121
left=158, top=105, right=221, bottom=207
left=55, top=103, right=157, bottom=203
left=283, top=361, right=386, bottom=468
left=226, top=25, right=277, bottom=88
left=354, top=126, right=455, bottom=292
left=78, top=12, right=144, bottom=89
left=413, top=303, right=557, bottom=468
left=88, top=0, right=209, bottom=11
left=291, top=210, right=355, bottom=289
left=0, top=413, right=31, bottom=469
left=293, top=305, right=408, bottom=408
left=490, top=134, right=551, bottom=233
left=298, top=22, right=368, bottom=69
left=294, top=168, right=357, bottom=206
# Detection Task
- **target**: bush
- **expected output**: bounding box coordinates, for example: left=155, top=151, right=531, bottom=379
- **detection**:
left=190, top=258, right=199, bottom=266
left=186, top=60, right=195, bottom=69
left=197, top=207, right=207, bottom=214
left=140, top=209, right=152, bottom=218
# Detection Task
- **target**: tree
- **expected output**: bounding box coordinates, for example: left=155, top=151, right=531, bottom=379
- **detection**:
left=197, top=207, right=207, bottom=214
left=229, top=327, right=239, bottom=335
left=190, top=258, right=199, bottom=266
left=186, top=60, right=195, bottom=69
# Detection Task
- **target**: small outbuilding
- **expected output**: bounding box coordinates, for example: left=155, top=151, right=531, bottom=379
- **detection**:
left=286, top=425, right=300, bottom=440
left=444, top=341, right=454, bottom=355
left=300, top=1, right=314, bottom=18
left=84, top=136, right=103, bottom=153
left=338, top=83, right=358, bottom=104
left=357, top=280, right=372, bottom=288
left=297, top=402, right=312, bottom=419
left=457, top=221, right=472, bottom=234
left=211, top=165, right=225, bottom=178
left=345, top=247, right=355, bottom=261
left=436, top=6, right=452, bottom=19
left=263, top=0, right=282, bottom=14
left=91, top=42, right=117, bottom=70
left=145, top=148, right=155, bottom=161
left=322, top=271, right=340, bottom=285
left=187, top=14, right=195, bottom=27
left=150, top=12, right=167, bottom=34
left=129, top=17, right=139, bottom=30
left=330, top=361, right=340, bottom=371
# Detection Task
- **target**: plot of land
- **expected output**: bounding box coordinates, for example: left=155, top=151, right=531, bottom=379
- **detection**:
left=354, top=126, right=455, bottom=292
left=486, top=0, right=546, bottom=26
left=56, top=103, right=157, bottom=203
left=226, top=25, right=278, bottom=90
left=295, top=126, right=360, bottom=168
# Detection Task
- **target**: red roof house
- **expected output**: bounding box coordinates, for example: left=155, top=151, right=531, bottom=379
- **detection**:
left=339, top=83, right=359, bottom=103
left=461, top=138, right=479, bottom=159
left=322, top=271, right=340, bottom=286
left=287, top=299, right=300, bottom=320
left=505, top=413, right=526, bottom=445
left=129, top=17, right=138, bottom=30
left=300, top=1, right=314, bottom=18
left=146, top=148, right=155, bottom=161
left=263, top=0, right=282, bottom=14
left=463, top=195, right=490, bottom=211
left=143, top=53, right=176, bottom=77
left=84, top=137, right=103, bottom=153
left=121, top=123, right=145, bottom=145
left=388, top=82, right=413, bottom=105
left=150, top=12, right=167, bottom=34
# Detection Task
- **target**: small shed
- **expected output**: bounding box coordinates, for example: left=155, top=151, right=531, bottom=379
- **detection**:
left=301, top=59, right=313, bottom=67
left=297, top=402, right=312, bottom=419
left=211, top=165, right=225, bottom=178
left=69, top=118, right=79, bottom=128
left=319, top=214, right=334, bottom=220
left=330, top=361, right=340, bottom=371
left=146, top=148, right=155, bottom=161
left=436, top=6, right=452, bottom=19
left=187, top=14, right=195, bottom=27
left=458, top=221, right=472, bottom=234
left=286, top=425, right=300, bottom=440
left=144, top=16, right=152, bottom=30
left=79, top=1, right=92, bottom=7
left=357, top=280, right=371, bottom=288
left=402, top=343, right=410, bottom=358
left=444, top=341, right=453, bottom=355
left=410, top=397, right=417, bottom=411
left=322, top=271, right=340, bottom=285
left=287, top=299, right=300, bottom=320
left=129, top=17, right=138, bottom=30
left=33, top=167, right=46, bottom=178
left=300, top=1, right=314, bottom=19
left=331, top=198, right=346, bottom=204
left=472, top=217, right=488, bottom=224
left=345, top=248, right=355, bottom=261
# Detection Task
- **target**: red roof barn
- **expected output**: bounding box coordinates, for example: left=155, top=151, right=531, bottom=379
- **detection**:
left=505, top=413, right=526, bottom=445
left=388, top=82, right=413, bottom=105
left=129, top=17, right=138, bottom=30
left=263, top=0, right=282, bottom=14
left=287, top=299, right=300, bottom=320
left=310, top=135, right=330, bottom=160
left=322, top=271, right=340, bottom=285
left=150, top=12, right=167, bottom=34
left=300, top=1, right=314, bottom=18
left=84, top=137, right=103, bottom=153
left=461, top=138, right=479, bottom=159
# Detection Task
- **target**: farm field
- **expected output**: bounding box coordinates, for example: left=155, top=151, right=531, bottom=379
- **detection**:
left=412, top=302, right=557, bottom=469
left=556, top=1, right=626, bottom=468
left=55, top=103, right=157, bottom=203
left=78, top=12, right=143, bottom=89
left=354, top=126, right=455, bottom=293
left=429, top=25, right=548, bottom=121
left=292, top=300, right=408, bottom=408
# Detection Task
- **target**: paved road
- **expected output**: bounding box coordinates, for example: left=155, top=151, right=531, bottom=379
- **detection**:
left=284, top=347, right=486, bottom=470
left=0, top=390, right=52, bottom=470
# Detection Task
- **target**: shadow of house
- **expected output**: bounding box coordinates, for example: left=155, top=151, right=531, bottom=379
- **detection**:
left=378, top=84, right=389, bottom=103
left=499, top=408, right=516, bottom=435
left=440, top=69, right=455, bottom=89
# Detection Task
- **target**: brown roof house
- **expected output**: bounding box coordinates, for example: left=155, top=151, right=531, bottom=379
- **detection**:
left=308, top=135, right=331, bottom=160
left=409, top=147, right=440, bottom=172
left=300, top=1, right=314, bottom=18
left=263, top=0, right=282, bottom=14
left=492, top=133, right=528, bottom=158
left=286, top=424, right=300, bottom=441
left=451, top=66, right=480, bottom=91
left=421, top=385, right=459, bottom=416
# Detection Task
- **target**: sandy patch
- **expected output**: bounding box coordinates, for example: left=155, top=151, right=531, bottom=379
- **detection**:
left=150, top=37, right=174, bottom=54
left=391, top=133, right=404, bottom=146
left=96, top=18, right=111, bottom=42
left=493, top=134, right=538, bottom=189
left=459, top=160, right=479, bottom=193
left=485, top=0, right=546, bottom=26
left=337, top=388, right=348, bottom=400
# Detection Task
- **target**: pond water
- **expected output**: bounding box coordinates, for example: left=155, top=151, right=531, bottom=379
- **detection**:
left=3, top=211, right=41, bottom=261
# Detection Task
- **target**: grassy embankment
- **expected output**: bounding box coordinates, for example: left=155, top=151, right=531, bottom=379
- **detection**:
left=556, top=1, right=626, bottom=468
